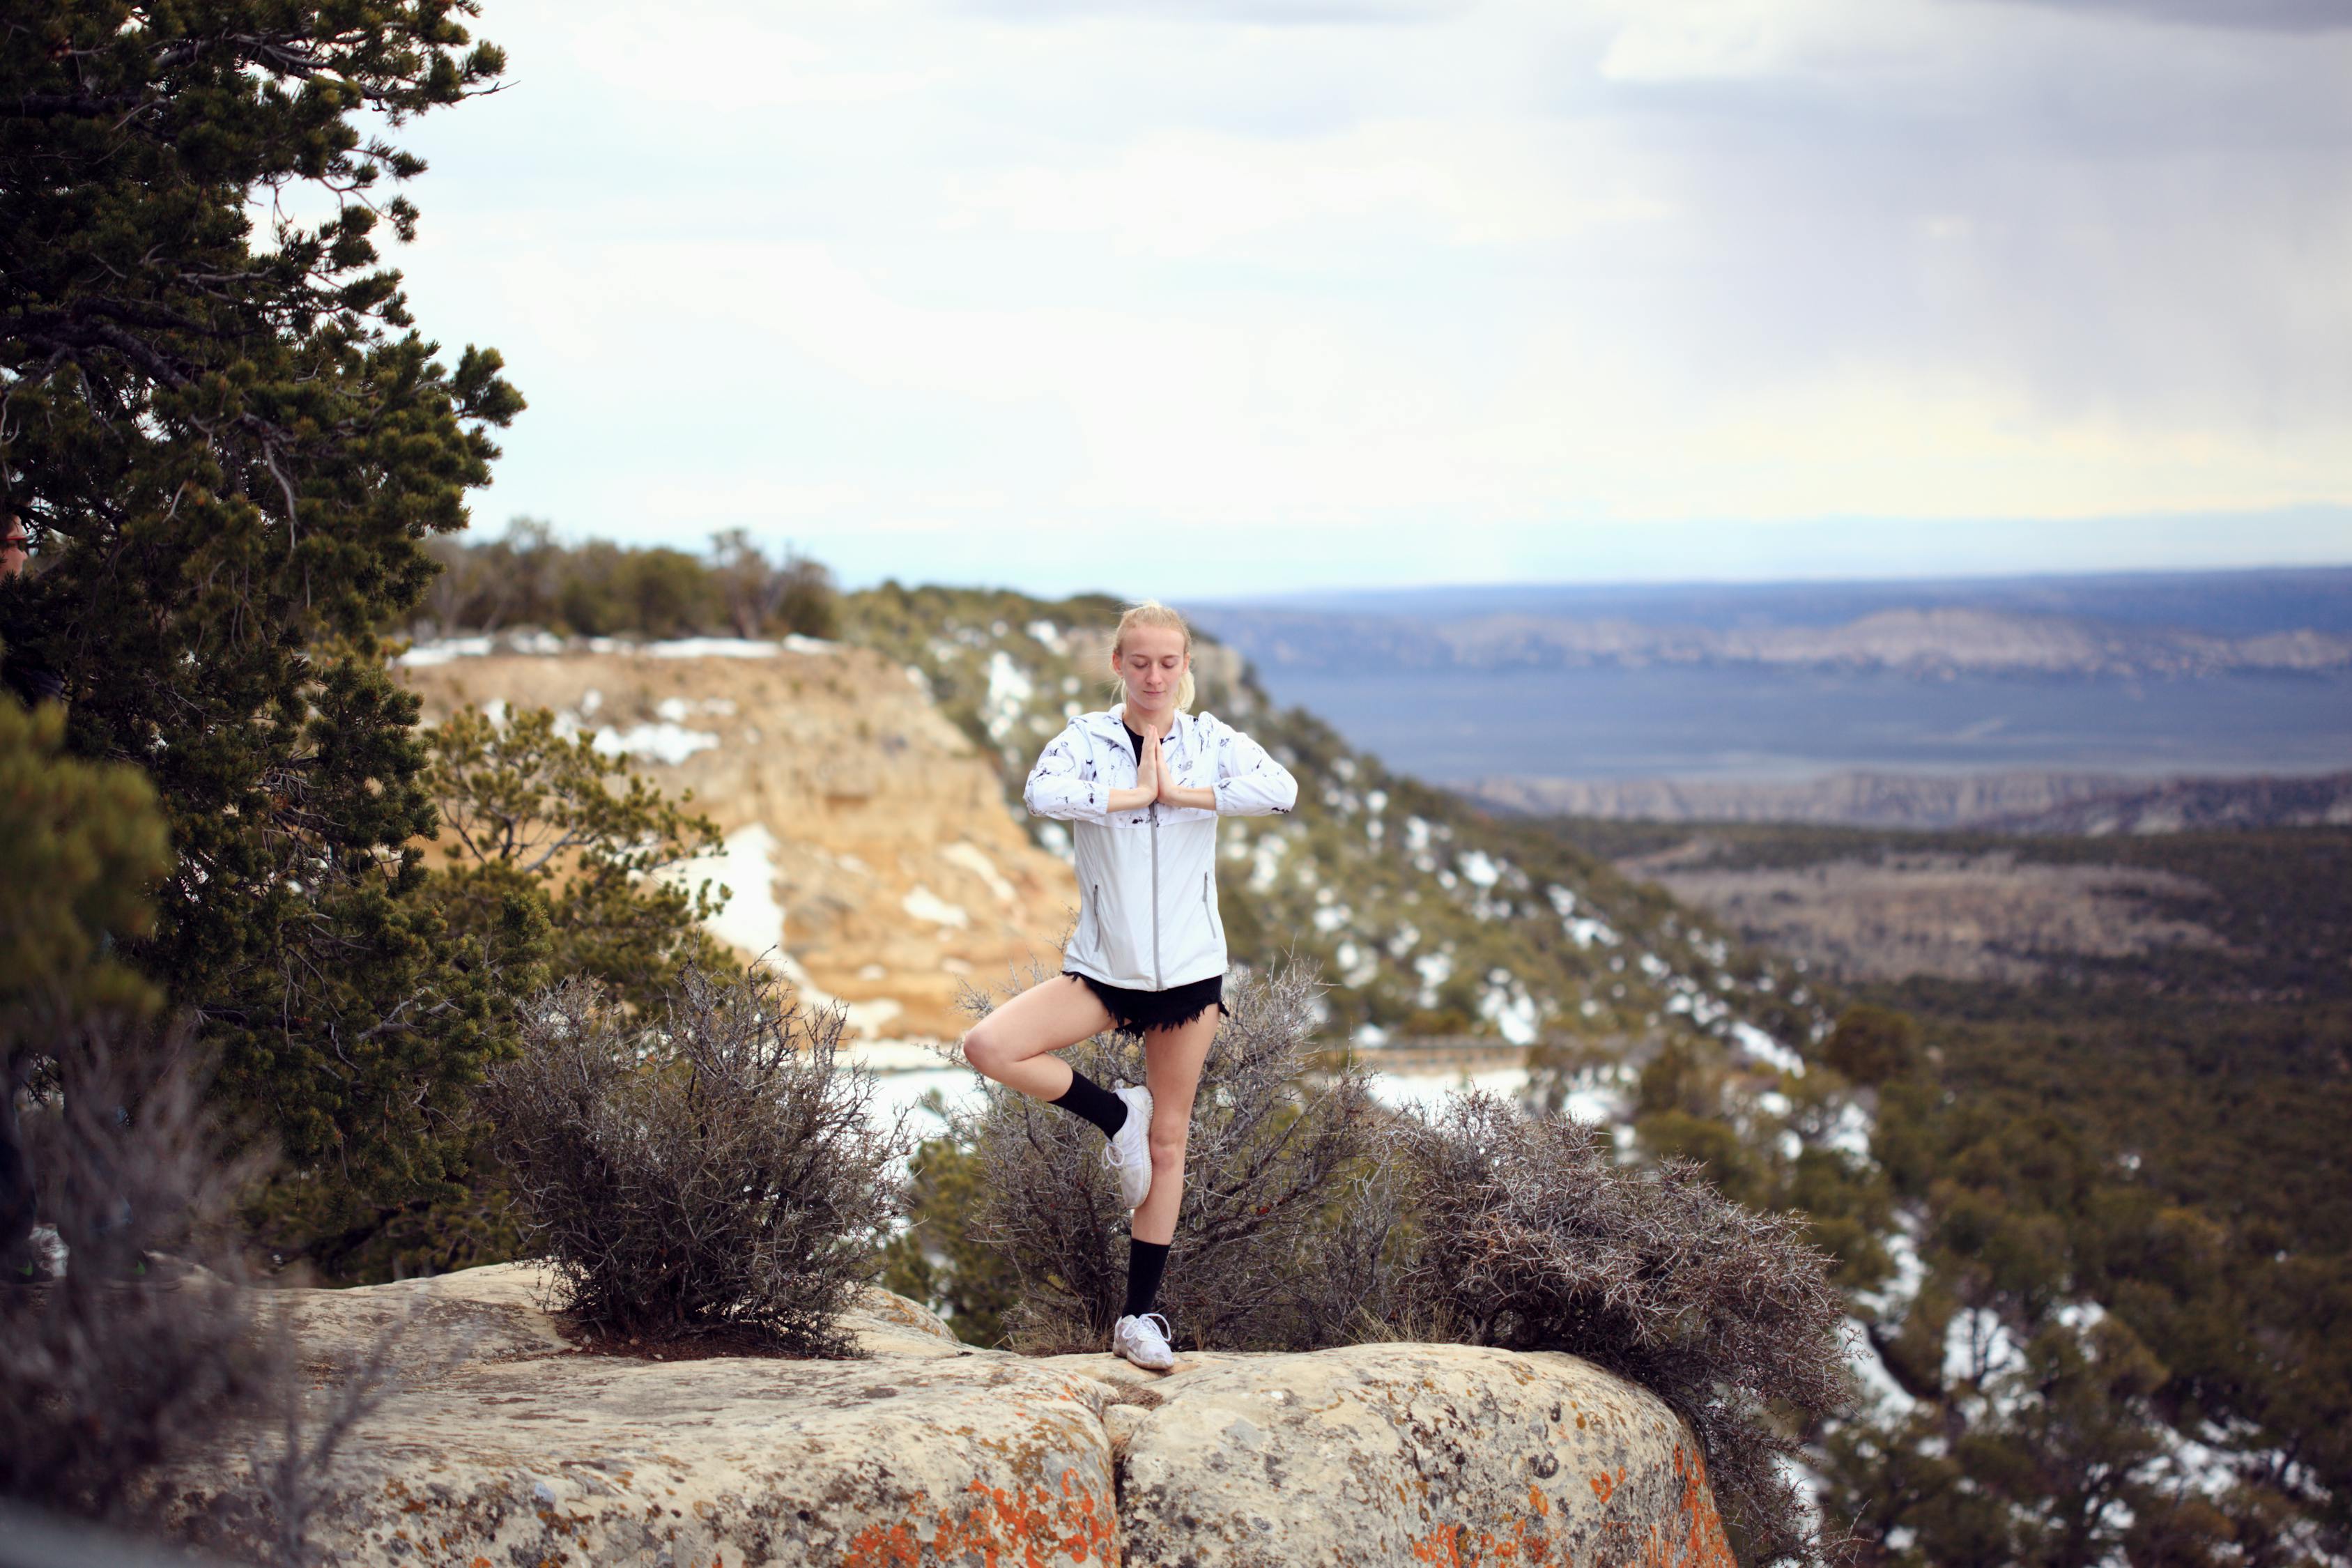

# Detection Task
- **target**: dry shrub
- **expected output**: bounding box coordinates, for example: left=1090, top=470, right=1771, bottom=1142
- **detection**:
left=1394, top=1092, right=1853, bottom=1567
left=0, top=1021, right=272, bottom=1520
left=483, top=967, right=907, bottom=1355
left=962, top=960, right=1397, bottom=1352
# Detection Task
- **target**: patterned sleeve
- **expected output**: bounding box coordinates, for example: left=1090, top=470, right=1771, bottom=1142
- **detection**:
left=1203, top=715, right=1297, bottom=817
left=1024, top=721, right=1112, bottom=825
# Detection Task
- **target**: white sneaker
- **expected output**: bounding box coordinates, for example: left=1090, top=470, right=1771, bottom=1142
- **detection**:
left=1100, top=1084, right=1155, bottom=1210
left=1112, top=1312, right=1176, bottom=1371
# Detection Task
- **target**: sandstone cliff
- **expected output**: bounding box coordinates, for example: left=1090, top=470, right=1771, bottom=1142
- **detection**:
left=166, top=1264, right=1737, bottom=1568
left=397, top=638, right=1078, bottom=1040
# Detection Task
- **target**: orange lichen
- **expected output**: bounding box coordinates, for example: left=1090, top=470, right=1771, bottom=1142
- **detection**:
left=1634, top=1449, right=1737, bottom=1568
left=1401, top=1442, right=1735, bottom=1568
left=841, top=1467, right=1117, bottom=1567
left=1408, top=1507, right=1565, bottom=1565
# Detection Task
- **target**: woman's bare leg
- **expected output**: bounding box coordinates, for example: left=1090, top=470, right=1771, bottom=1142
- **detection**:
left=960, top=974, right=1117, bottom=1101
left=1130, top=1006, right=1219, bottom=1247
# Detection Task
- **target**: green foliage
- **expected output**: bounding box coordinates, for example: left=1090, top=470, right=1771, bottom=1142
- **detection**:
left=879, top=1123, right=1022, bottom=1347
left=1821, top=1004, right=1921, bottom=1086
left=417, top=519, right=838, bottom=640
left=287, top=704, right=739, bottom=1281
left=1612, top=822, right=2352, bottom=1558
left=425, top=704, right=732, bottom=1010
left=0, top=698, right=178, bottom=1274
left=0, top=700, right=171, bottom=1031
left=0, top=2, right=535, bottom=1273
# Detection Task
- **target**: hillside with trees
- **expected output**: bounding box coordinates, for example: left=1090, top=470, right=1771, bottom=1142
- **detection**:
left=1554, top=815, right=2352, bottom=1564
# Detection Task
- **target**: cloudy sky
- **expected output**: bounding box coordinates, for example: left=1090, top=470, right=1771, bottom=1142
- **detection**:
left=388, top=0, right=2352, bottom=596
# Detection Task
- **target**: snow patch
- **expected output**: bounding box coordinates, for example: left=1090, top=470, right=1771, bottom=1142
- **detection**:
left=1824, top=1100, right=1874, bottom=1160
left=1731, top=1020, right=1806, bottom=1077
left=1478, top=972, right=1540, bottom=1045
left=1849, top=1326, right=1919, bottom=1420
left=645, top=638, right=782, bottom=659
left=982, top=650, right=1035, bottom=744
left=1414, top=951, right=1454, bottom=1008
left=901, top=886, right=971, bottom=929
left=592, top=722, right=719, bottom=766
left=1365, top=1068, right=1532, bottom=1116
left=940, top=842, right=1017, bottom=903
left=1335, top=940, right=1380, bottom=988
left=396, top=636, right=493, bottom=667
left=664, top=824, right=784, bottom=959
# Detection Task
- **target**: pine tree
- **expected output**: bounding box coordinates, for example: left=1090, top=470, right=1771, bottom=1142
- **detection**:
left=0, top=701, right=176, bottom=1275
left=0, top=3, right=528, bottom=1269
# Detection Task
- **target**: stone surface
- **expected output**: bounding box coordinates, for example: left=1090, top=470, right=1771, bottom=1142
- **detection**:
left=176, top=1268, right=1116, bottom=1568
left=165, top=1266, right=1735, bottom=1568
left=1105, top=1342, right=1734, bottom=1568
left=397, top=642, right=1079, bottom=1039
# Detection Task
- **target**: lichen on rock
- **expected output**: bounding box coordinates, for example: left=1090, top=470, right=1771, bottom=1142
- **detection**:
left=162, top=1266, right=1736, bottom=1568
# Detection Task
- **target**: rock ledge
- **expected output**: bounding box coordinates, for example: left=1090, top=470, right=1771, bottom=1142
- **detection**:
left=167, top=1264, right=1735, bottom=1567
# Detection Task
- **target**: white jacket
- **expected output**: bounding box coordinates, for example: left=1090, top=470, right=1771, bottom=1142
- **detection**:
left=1024, top=705, right=1298, bottom=992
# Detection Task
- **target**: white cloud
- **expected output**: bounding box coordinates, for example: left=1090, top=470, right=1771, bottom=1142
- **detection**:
left=383, top=0, right=2352, bottom=590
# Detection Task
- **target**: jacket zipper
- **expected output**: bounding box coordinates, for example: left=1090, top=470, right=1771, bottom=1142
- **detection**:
left=1201, top=872, right=1215, bottom=941
left=1148, top=802, right=1162, bottom=988
left=1089, top=883, right=1101, bottom=953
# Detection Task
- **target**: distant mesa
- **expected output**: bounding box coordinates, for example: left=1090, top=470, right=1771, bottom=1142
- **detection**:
left=1469, top=768, right=2352, bottom=833
left=1196, top=604, right=2352, bottom=681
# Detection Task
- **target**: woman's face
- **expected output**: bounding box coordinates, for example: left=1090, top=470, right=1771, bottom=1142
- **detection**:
left=1116, top=624, right=1189, bottom=716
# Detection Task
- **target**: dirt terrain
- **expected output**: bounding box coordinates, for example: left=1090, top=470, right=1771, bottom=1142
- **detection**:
left=1621, top=847, right=2224, bottom=983
left=398, top=637, right=1078, bottom=1039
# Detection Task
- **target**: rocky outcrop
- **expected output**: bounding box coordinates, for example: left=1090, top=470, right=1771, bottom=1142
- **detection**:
left=164, top=1266, right=1733, bottom=1568
left=1066, top=1344, right=1733, bottom=1568
left=397, top=638, right=1079, bottom=1039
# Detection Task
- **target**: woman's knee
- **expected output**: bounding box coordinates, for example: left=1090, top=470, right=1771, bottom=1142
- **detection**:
left=962, top=1022, right=1007, bottom=1078
left=1148, top=1125, right=1187, bottom=1173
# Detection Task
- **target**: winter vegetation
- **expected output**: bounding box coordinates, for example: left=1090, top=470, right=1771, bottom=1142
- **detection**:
left=484, top=968, right=906, bottom=1355
left=3, top=7, right=2343, bottom=1566
left=948, top=962, right=1398, bottom=1355
left=1557, top=818, right=2352, bottom=1565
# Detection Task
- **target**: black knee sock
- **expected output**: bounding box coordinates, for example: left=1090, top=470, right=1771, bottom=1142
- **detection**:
left=1049, top=1068, right=1128, bottom=1139
left=1123, top=1238, right=1171, bottom=1320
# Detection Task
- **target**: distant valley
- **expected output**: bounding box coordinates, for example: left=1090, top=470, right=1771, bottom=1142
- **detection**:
left=1472, top=767, right=2352, bottom=832
left=1190, top=567, right=2352, bottom=804
left=1194, top=603, right=2352, bottom=681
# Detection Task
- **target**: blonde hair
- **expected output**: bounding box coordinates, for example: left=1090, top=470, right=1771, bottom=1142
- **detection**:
left=1109, top=599, right=1196, bottom=713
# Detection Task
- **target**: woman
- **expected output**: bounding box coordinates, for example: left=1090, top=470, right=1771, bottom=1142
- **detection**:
left=963, top=601, right=1297, bottom=1370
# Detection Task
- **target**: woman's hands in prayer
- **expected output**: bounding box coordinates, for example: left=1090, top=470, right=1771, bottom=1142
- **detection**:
left=1107, top=726, right=1216, bottom=814
left=1150, top=730, right=1217, bottom=813
left=1106, top=723, right=1160, bottom=813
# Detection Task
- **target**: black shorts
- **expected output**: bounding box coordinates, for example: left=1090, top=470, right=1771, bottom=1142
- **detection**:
left=1065, top=971, right=1224, bottom=1038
